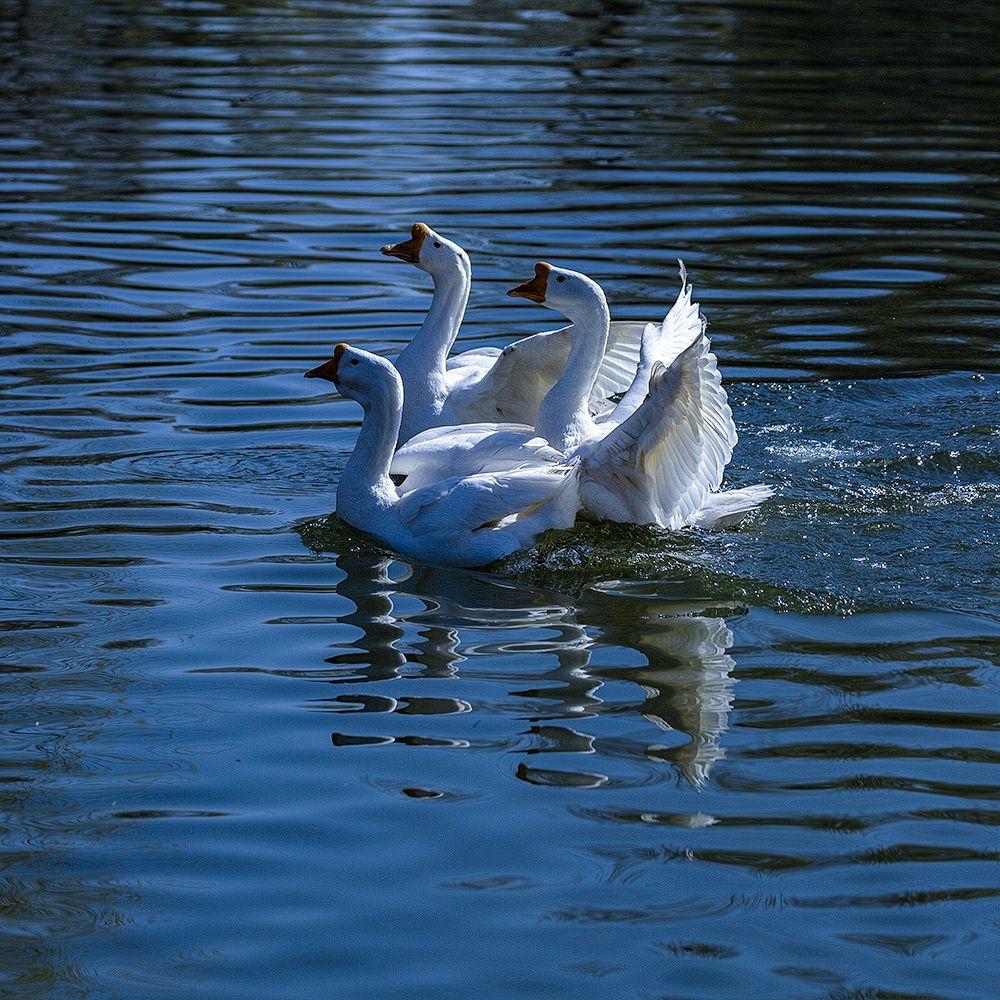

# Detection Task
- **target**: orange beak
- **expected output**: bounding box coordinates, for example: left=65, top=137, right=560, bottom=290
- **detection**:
left=380, top=222, right=430, bottom=264
left=305, top=343, right=348, bottom=383
left=507, top=262, right=551, bottom=303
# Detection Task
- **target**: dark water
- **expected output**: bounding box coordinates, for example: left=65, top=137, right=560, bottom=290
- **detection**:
left=2, top=1, right=998, bottom=997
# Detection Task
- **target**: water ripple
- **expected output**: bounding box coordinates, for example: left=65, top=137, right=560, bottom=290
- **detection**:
left=1, top=1, right=998, bottom=998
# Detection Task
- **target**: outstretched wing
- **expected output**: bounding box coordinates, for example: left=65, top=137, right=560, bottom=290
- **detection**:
left=395, top=467, right=570, bottom=536
left=581, top=330, right=735, bottom=528
left=598, top=261, right=704, bottom=428
left=465, top=328, right=573, bottom=424
left=589, top=321, right=646, bottom=411
left=390, top=422, right=561, bottom=493
left=455, top=320, right=645, bottom=425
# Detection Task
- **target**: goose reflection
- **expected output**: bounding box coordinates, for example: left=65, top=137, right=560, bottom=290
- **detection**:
left=318, top=536, right=739, bottom=788
left=322, top=550, right=407, bottom=684
left=581, top=590, right=737, bottom=788
left=327, top=548, right=578, bottom=679
left=637, top=616, right=736, bottom=789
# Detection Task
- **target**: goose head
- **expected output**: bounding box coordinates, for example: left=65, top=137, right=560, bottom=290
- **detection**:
left=305, top=343, right=402, bottom=410
left=380, top=222, right=469, bottom=278
left=507, top=261, right=606, bottom=318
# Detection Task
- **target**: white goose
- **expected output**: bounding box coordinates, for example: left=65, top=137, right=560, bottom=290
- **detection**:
left=304, top=344, right=579, bottom=568
left=381, top=223, right=646, bottom=443
left=392, top=262, right=772, bottom=529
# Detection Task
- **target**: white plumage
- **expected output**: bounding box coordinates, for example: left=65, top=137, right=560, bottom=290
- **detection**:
left=381, top=223, right=651, bottom=443
left=304, top=238, right=771, bottom=568
left=390, top=422, right=562, bottom=494
left=392, top=262, right=770, bottom=530
left=304, top=346, right=578, bottom=568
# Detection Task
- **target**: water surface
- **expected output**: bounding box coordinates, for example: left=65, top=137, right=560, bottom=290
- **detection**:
left=1, top=2, right=998, bottom=997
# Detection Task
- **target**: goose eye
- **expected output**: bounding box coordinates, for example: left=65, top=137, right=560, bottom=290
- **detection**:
left=434, top=240, right=442, bottom=248
left=556, top=275, right=565, bottom=283
left=350, top=359, right=359, bottom=365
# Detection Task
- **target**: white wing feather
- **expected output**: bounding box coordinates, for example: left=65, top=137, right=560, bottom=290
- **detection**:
left=589, top=321, right=646, bottom=411
left=390, top=422, right=561, bottom=493
left=583, top=261, right=738, bottom=526
left=395, top=467, right=570, bottom=536
left=598, top=261, right=704, bottom=429
left=581, top=334, right=727, bottom=528
left=451, top=320, right=645, bottom=425
left=689, top=484, right=774, bottom=529
left=446, top=346, right=502, bottom=371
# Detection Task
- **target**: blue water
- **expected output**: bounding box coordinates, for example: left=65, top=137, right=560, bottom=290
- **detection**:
left=1, top=2, right=998, bottom=997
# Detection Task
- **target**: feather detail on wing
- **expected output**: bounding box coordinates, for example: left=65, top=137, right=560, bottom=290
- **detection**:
left=581, top=332, right=730, bottom=528
left=692, top=331, right=738, bottom=494
left=446, top=346, right=502, bottom=371
left=472, top=328, right=574, bottom=424
left=689, top=484, right=774, bottom=529
left=589, top=321, right=645, bottom=412
left=390, top=422, right=560, bottom=494
left=598, top=261, right=704, bottom=429
left=394, top=467, right=571, bottom=536
left=454, top=320, right=645, bottom=425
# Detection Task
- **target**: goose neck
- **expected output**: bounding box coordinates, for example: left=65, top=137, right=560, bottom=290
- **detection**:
left=535, top=292, right=610, bottom=450
left=396, top=257, right=471, bottom=377
left=338, top=381, right=403, bottom=517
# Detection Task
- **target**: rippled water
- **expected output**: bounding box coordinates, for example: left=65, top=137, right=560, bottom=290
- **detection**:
left=2, top=2, right=998, bottom=997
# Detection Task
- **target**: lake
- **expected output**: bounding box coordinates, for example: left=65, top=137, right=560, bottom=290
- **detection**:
left=1, top=1, right=998, bottom=997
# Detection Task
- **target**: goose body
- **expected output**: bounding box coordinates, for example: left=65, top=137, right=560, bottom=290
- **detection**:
left=304, top=344, right=578, bottom=568
left=391, top=262, right=772, bottom=530
left=381, top=223, right=646, bottom=443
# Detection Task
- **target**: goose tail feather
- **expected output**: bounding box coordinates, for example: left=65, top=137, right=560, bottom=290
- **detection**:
left=688, top=485, right=774, bottom=530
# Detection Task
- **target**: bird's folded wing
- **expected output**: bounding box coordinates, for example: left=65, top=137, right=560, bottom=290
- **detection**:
left=446, top=346, right=502, bottom=371
left=390, top=422, right=559, bottom=492
left=472, top=320, right=645, bottom=425
left=395, top=468, right=570, bottom=535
